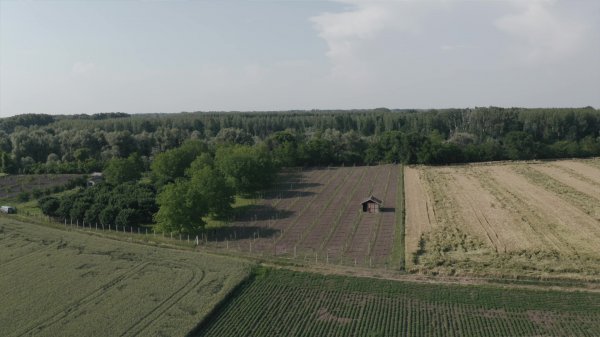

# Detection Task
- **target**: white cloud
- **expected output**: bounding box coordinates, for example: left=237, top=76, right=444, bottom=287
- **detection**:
left=71, top=61, right=96, bottom=75
left=495, top=0, right=587, bottom=63
left=310, top=0, right=418, bottom=81
left=307, top=0, right=600, bottom=108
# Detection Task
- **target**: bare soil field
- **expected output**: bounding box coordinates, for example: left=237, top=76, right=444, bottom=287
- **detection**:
left=0, top=217, right=250, bottom=337
left=204, top=165, right=402, bottom=268
left=404, top=158, right=600, bottom=280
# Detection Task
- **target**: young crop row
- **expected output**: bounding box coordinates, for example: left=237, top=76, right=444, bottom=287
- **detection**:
left=195, top=269, right=600, bottom=337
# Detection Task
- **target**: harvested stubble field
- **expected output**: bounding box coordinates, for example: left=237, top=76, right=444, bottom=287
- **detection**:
left=203, top=165, right=402, bottom=268
left=0, top=217, right=251, bottom=337
left=405, top=158, right=600, bottom=279
left=0, top=174, right=83, bottom=198
left=194, top=268, right=600, bottom=337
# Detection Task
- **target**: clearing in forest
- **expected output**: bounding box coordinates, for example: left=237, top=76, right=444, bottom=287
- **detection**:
left=0, top=217, right=250, bottom=337
left=203, top=165, right=403, bottom=269
left=404, top=158, right=600, bottom=279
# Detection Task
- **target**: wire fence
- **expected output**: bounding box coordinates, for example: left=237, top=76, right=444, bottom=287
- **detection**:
left=15, top=211, right=401, bottom=270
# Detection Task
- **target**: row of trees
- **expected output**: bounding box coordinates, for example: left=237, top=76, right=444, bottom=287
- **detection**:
left=39, top=182, right=157, bottom=228
left=1, top=107, right=598, bottom=173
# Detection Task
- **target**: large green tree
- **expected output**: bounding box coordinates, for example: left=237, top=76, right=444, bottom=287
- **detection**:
left=154, top=179, right=208, bottom=233
left=151, top=140, right=209, bottom=186
left=103, top=153, right=144, bottom=185
left=216, top=145, right=276, bottom=196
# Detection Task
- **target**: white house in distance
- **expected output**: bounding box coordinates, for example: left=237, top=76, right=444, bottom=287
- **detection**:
left=0, top=206, right=16, bottom=214
left=87, top=172, right=104, bottom=187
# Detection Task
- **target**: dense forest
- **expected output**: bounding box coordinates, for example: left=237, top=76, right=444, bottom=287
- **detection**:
left=0, top=107, right=598, bottom=174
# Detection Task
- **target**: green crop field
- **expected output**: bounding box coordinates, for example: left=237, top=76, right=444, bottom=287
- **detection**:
left=195, top=269, right=600, bottom=337
left=0, top=216, right=251, bottom=337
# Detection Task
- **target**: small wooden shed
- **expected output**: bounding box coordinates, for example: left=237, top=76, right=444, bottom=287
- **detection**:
left=361, top=195, right=382, bottom=213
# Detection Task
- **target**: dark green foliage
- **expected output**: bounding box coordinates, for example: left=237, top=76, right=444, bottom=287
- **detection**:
left=151, top=140, right=209, bottom=186
left=216, top=145, right=276, bottom=195
left=115, top=208, right=138, bottom=227
left=154, top=179, right=207, bottom=233
left=45, top=182, right=157, bottom=227
left=17, top=191, right=30, bottom=202
left=189, top=166, right=235, bottom=217
left=0, top=107, right=598, bottom=172
left=103, top=153, right=144, bottom=185
left=38, top=196, right=60, bottom=216
left=0, top=152, right=16, bottom=174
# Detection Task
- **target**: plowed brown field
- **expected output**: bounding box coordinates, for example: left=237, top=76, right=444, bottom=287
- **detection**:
left=204, top=165, right=402, bottom=268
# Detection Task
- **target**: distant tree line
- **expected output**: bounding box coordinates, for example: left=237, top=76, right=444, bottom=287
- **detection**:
left=1, top=107, right=598, bottom=175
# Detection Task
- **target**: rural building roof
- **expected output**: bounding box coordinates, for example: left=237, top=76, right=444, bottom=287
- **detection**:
left=361, top=195, right=383, bottom=205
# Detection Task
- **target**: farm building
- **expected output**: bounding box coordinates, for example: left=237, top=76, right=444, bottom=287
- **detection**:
left=87, top=172, right=104, bottom=187
left=0, top=206, right=16, bottom=214
left=361, top=195, right=382, bottom=213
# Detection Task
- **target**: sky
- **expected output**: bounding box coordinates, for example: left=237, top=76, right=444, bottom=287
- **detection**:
left=0, top=0, right=599, bottom=116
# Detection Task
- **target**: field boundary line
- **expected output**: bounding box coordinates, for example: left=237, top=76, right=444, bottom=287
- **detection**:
left=389, top=165, right=405, bottom=270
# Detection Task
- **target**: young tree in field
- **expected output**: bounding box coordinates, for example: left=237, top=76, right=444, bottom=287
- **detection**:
left=103, top=153, right=144, bottom=185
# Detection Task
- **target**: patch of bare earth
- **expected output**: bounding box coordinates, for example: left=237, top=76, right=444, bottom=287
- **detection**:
left=315, top=307, right=354, bottom=324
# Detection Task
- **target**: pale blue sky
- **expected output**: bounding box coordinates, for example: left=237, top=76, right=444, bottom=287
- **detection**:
left=1, top=0, right=599, bottom=116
